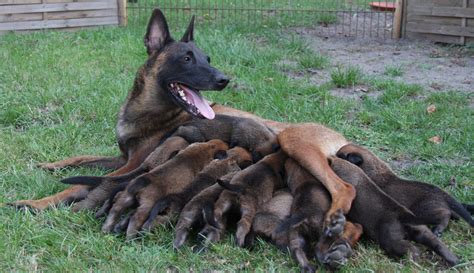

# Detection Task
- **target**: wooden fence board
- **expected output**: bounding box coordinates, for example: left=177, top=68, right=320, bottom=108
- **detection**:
left=0, top=0, right=123, bottom=33
left=0, top=16, right=118, bottom=30
left=406, top=22, right=474, bottom=37
left=0, top=2, right=115, bottom=14
left=403, top=0, right=473, bottom=44
left=0, top=0, right=41, bottom=5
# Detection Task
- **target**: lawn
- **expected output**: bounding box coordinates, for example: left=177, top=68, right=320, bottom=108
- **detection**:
left=0, top=11, right=473, bottom=272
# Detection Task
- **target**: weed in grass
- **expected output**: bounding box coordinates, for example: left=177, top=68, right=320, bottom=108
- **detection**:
left=331, top=66, right=363, bottom=88
left=298, top=54, right=328, bottom=70
left=383, top=65, right=404, bottom=77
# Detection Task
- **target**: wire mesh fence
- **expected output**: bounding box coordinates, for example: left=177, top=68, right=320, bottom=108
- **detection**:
left=127, top=0, right=396, bottom=39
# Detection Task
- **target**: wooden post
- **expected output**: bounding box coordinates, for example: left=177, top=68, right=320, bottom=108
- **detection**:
left=392, top=0, right=403, bottom=39
left=117, top=0, right=127, bottom=26
left=460, top=0, right=468, bottom=44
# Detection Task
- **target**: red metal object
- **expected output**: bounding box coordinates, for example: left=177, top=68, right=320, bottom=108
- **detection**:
left=369, top=2, right=396, bottom=12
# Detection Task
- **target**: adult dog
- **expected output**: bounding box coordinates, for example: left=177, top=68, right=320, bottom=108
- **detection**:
left=11, top=9, right=355, bottom=232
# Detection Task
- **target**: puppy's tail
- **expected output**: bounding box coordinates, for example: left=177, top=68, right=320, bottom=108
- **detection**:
left=462, top=203, right=474, bottom=214
left=274, top=213, right=306, bottom=234
left=202, top=205, right=219, bottom=229
left=144, top=197, right=171, bottom=227
left=61, top=167, right=146, bottom=187
left=447, top=198, right=474, bottom=227
left=61, top=176, right=104, bottom=187
left=216, top=179, right=245, bottom=194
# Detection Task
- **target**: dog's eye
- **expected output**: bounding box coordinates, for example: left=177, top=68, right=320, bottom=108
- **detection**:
left=207, top=56, right=211, bottom=63
left=184, top=56, right=191, bottom=63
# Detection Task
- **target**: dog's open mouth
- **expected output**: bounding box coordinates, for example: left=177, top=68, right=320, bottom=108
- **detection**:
left=168, top=82, right=215, bottom=119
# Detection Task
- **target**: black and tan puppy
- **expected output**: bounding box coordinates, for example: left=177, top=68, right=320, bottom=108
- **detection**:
left=329, top=156, right=459, bottom=266
left=141, top=146, right=253, bottom=230
left=61, top=136, right=190, bottom=212
left=337, top=143, right=473, bottom=236
left=170, top=114, right=278, bottom=161
left=250, top=189, right=294, bottom=249
left=281, top=159, right=363, bottom=271
left=173, top=171, right=239, bottom=249
left=101, top=139, right=229, bottom=239
left=211, top=150, right=287, bottom=247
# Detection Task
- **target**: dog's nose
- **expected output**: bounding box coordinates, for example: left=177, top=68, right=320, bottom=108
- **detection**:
left=215, top=76, right=230, bottom=90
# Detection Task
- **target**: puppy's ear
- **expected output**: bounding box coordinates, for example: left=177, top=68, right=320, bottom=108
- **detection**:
left=251, top=151, right=263, bottom=163
left=239, top=160, right=253, bottom=169
left=144, top=9, right=173, bottom=55
left=271, top=143, right=281, bottom=152
left=346, top=153, right=364, bottom=166
left=214, top=150, right=228, bottom=160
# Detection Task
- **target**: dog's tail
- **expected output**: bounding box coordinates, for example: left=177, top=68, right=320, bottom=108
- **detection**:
left=447, top=198, right=474, bottom=227
left=462, top=203, right=474, bottom=214
left=61, top=167, right=147, bottom=187
left=216, top=179, right=245, bottom=194
left=274, top=213, right=306, bottom=234
left=61, top=176, right=105, bottom=187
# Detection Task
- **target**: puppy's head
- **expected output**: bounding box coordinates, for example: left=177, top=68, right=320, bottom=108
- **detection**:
left=227, top=147, right=253, bottom=169
left=253, top=135, right=279, bottom=162
left=328, top=156, right=367, bottom=186
left=336, top=143, right=390, bottom=178
left=207, top=139, right=230, bottom=152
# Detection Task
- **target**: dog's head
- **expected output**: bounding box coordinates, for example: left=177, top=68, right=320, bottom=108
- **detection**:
left=144, top=9, right=229, bottom=119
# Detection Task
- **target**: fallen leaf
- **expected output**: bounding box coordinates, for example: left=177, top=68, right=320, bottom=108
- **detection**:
left=426, top=104, right=436, bottom=114
left=428, top=135, right=442, bottom=144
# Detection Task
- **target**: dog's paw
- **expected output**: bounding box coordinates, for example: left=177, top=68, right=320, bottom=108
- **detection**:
left=324, top=209, right=346, bottom=237
left=317, top=239, right=352, bottom=269
left=7, top=200, right=48, bottom=211
left=36, top=162, right=59, bottom=171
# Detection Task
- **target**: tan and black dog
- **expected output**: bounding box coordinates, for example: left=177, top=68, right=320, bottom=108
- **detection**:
left=141, top=146, right=253, bottom=230
left=12, top=9, right=357, bottom=236
left=211, top=151, right=287, bottom=247
left=329, top=156, right=459, bottom=266
left=101, top=139, right=229, bottom=239
left=280, top=158, right=363, bottom=271
left=337, top=143, right=474, bottom=236
left=173, top=171, right=239, bottom=249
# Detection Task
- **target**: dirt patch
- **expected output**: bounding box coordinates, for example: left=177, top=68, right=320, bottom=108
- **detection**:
left=290, top=27, right=474, bottom=97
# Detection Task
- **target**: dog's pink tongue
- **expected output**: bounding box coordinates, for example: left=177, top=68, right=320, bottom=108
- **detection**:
left=181, top=85, right=215, bottom=119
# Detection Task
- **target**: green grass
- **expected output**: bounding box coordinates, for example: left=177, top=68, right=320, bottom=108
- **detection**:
left=1, top=16, right=473, bottom=272
left=331, top=66, right=364, bottom=88
left=384, top=65, right=405, bottom=77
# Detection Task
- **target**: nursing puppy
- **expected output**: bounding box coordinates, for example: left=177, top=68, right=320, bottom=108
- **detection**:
left=281, top=159, right=363, bottom=271
left=337, top=143, right=474, bottom=236
left=329, top=156, right=459, bottom=266
left=61, top=136, right=190, bottom=211
left=141, top=147, right=253, bottom=230
left=170, top=114, right=278, bottom=161
left=173, top=171, right=238, bottom=249
left=101, top=139, right=229, bottom=239
left=212, top=150, right=287, bottom=247
left=250, top=189, right=294, bottom=249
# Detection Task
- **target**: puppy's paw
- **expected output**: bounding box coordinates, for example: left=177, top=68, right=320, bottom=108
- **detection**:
left=317, top=239, right=352, bottom=269
left=324, top=209, right=346, bottom=237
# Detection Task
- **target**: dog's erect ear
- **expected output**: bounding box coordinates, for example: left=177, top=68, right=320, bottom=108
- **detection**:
left=144, top=9, right=172, bottom=55
left=180, top=15, right=195, bottom=42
